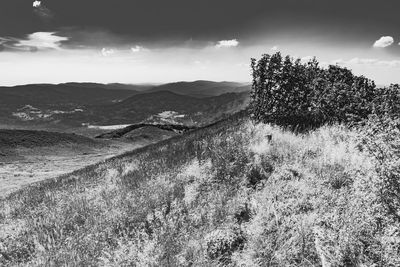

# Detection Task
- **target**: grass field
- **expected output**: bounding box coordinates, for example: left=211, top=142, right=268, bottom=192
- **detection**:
left=0, top=112, right=399, bottom=266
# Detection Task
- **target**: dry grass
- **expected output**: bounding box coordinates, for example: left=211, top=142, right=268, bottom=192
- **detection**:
left=0, top=114, right=398, bottom=266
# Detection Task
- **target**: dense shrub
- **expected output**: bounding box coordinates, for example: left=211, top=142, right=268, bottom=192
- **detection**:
left=250, top=52, right=399, bottom=128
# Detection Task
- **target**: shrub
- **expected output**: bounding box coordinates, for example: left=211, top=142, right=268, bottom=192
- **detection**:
left=250, top=52, right=399, bottom=129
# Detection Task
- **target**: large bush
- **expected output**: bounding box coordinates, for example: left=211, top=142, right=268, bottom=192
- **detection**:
left=250, top=52, right=399, bottom=128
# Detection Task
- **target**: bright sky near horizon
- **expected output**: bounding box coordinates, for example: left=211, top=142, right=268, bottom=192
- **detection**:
left=0, top=0, right=399, bottom=86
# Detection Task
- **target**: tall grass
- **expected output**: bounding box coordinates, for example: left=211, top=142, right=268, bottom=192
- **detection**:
left=1, top=113, right=399, bottom=266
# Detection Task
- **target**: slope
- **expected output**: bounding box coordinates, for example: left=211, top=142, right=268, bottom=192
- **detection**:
left=1, top=112, right=396, bottom=266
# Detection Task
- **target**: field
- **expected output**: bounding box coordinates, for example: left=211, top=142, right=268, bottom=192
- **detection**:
left=1, top=112, right=398, bottom=266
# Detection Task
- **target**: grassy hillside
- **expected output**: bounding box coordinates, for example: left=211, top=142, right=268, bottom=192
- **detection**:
left=1, top=112, right=397, bottom=266
left=0, top=129, right=102, bottom=160
left=0, top=129, right=138, bottom=197
left=0, top=129, right=99, bottom=150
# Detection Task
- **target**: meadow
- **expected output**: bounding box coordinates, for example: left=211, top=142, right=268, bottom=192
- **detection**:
left=1, top=109, right=398, bottom=266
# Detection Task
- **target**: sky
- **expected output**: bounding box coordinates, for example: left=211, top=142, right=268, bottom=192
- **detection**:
left=0, top=0, right=400, bottom=86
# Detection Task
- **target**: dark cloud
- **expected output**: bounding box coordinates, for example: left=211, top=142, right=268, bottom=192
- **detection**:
left=0, top=0, right=399, bottom=48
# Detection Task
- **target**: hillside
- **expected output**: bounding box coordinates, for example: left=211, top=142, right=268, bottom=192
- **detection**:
left=0, top=129, right=102, bottom=160
left=94, top=91, right=249, bottom=125
left=1, top=111, right=397, bottom=266
left=0, top=129, right=99, bottom=150
left=147, top=80, right=251, bottom=97
left=96, top=123, right=195, bottom=139
left=0, top=129, right=145, bottom=197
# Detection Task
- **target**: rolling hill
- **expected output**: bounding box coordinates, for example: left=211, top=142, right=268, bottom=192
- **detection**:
left=0, top=129, right=99, bottom=150
left=0, top=129, right=103, bottom=160
left=0, top=128, right=143, bottom=196
left=93, top=90, right=250, bottom=125
left=147, top=80, right=251, bottom=97
left=0, top=81, right=250, bottom=136
left=0, top=83, right=138, bottom=108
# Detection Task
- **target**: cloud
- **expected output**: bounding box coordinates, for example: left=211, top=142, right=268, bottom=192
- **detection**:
left=338, top=57, right=400, bottom=68
left=0, top=32, right=68, bottom=52
left=33, top=1, right=41, bottom=7
left=373, top=36, right=394, bottom=48
left=215, top=39, right=239, bottom=48
left=101, top=48, right=115, bottom=56
left=131, top=45, right=144, bottom=53
left=15, top=32, right=68, bottom=50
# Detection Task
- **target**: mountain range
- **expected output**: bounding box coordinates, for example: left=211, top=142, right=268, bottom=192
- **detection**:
left=0, top=81, right=251, bottom=134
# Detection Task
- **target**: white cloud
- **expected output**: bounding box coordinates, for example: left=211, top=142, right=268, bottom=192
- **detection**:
left=131, top=45, right=144, bottom=53
left=101, top=48, right=115, bottom=56
left=348, top=58, right=378, bottom=65
left=13, top=32, right=68, bottom=50
left=33, top=1, right=41, bottom=8
left=215, top=39, right=239, bottom=48
left=271, top=46, right=279, bottom=52
left=339, top=57, right=400, bottom=68
left=373, top=36, right=394, bottom=48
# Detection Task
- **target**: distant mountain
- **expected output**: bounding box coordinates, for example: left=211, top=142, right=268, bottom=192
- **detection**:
left=94, top=90, right=250, bottom=125
left=0, top=83, right=138, bottom=109
left=147, top=80, right=251, bottom=97
left=0, top=81, right=250, bottom=131
left=0, top=81, right=250, bottom=109
left=62, top=82, right=155, bottom=91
